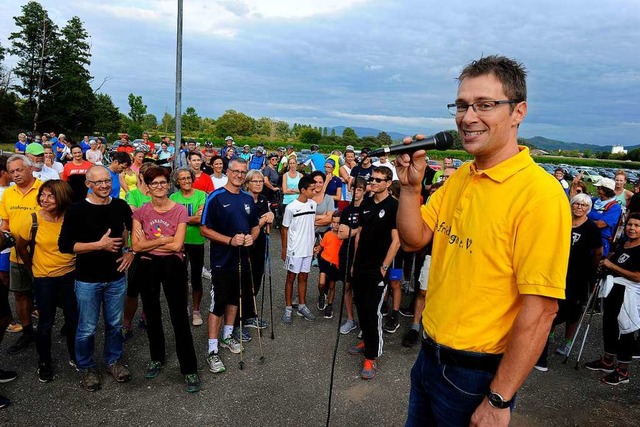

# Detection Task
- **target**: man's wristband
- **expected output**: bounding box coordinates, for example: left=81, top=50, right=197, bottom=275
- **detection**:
left=122, top=247, right=136, bottom=255
left=229, top=237, right=233, bottom=246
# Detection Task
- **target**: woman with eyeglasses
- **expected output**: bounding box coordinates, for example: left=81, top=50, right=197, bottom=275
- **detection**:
left=235, top=170, right=273, bottom=337
left=169, top=167, right=207, bottom=327
left=535, top=193, right=602, bottom=371
left=585, top=212, right=640, bottom=385
left=16, top=180, right=77, bottom=383
left=131, top=167, right=200, bottom=393
left=324, top=159, right=342, bottom=208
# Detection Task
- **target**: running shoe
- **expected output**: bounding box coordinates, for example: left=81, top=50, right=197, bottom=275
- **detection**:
left=5, top=321, right=22, bottom=334
left=122, top=326, right=133, bottom=342
left=323, top=304, right=333, bottom=319
left=245, top=318, right=268, bottom=329
left=201, top=267, right=212, bottom=280
left=282, top=309, right=293, bottom=324
left=106, top=361, right=131, bottom=383
left=317, top=294, right=326, bottom=311
left=585, top=357, right=615, bottom=373
left=361, top=359, right=376, bottom=380
left=81, top=368, right=101, bottom=392
left=0, top=394, right=10, bottom=409
left=297, top=305, right=316, bottom=321
left=207, top=351, right=226, bottom=374
left=555, top=342, right=571, bottom=357
left=220, top=336, right=243, bottom=354
left=144, top=361, right=163, bottom=379
left=383, top=315, right=399, bottom=334
left=38, top=361, right=54, bottom=383
left=348, top=341, right=365, bottom=356
left=232, top=326, right=252, bottom=343
left=399, top=306, right=414, bottom=318
left=402, top=329, right=419, bottom=348
left=185, top=373, right=201, bottom=393
left=7, top=333, right=35, bottom=355
left=192, top=311, right=204, bottom=326
left=601, top=368, right=630, bottom=386
left=534, top=363, right=549, bottom=372
left=340, top=319, right=357, bottom=335
left=0, top=369, right=17, bottom=383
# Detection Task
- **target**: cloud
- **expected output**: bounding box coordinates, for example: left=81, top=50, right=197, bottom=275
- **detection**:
left=219, top=0, right=251, bottom=17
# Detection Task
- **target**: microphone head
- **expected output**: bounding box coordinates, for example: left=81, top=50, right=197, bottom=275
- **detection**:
left=434, top=132, right=454, bottom=150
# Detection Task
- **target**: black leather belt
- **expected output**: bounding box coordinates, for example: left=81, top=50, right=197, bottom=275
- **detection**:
left=421, top=333, right=503, bottom=373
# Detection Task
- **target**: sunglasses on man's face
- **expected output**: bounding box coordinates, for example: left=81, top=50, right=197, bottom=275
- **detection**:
left=368, top=177, right=389, bottom=183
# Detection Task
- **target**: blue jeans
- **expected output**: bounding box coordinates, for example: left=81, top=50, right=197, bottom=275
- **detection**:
left=75, top=276, right=126, bottom=369
left=406, top=347, right=509, bottom=426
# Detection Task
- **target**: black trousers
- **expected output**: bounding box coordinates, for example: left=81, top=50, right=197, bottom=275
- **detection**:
left=184, top=244, right=204, bottom=292
left=603, top=283, right=635, bottom=362
left=138, top=254, right=198, bottom=375
left=352, top=269, right=387, bottom=360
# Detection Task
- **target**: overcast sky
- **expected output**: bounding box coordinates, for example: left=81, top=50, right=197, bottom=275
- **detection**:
left=1, top=0, right=639, bottom=146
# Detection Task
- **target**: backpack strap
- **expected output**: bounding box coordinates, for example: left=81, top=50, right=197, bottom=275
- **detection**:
left=28, top=212, right=38, bottom=259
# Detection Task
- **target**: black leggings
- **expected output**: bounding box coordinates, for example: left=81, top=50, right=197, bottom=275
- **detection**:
left=603, top=283, right=636, bottom=363
left=138, top=254, right=198, bottom=375
left=184, top=244, right=204, bottom=292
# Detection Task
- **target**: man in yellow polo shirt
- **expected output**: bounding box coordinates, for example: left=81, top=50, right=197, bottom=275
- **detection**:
left=0, top=155, right=42, bottom=355
left=397, top=56, right=571, bottom=426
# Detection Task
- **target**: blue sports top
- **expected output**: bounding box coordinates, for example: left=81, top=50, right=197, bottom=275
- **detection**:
left=202, top=187, right=259, bottom=271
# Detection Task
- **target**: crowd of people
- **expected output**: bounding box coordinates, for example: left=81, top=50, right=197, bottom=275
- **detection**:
left=0, top=55, right=639, bottom=426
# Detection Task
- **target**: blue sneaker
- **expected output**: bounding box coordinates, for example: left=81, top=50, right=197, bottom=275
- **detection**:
left=361, top=359, right=376, bottom=380
left=233, top=326, right=252, bottom=342
left=245, top=318, right=268, bottom=329
left=282, top=309, right=293, bottom=324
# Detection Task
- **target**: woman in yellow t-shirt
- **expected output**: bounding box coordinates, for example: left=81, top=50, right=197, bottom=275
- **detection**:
left=16, top=180, right=76, bottom=383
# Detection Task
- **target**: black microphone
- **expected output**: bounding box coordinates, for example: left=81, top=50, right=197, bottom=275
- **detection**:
left=369, top=131, right=453, bottom=157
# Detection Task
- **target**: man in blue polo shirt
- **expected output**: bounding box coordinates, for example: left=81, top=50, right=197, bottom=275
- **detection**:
left=200, top=158, right=260, bottom=374
left=303, top=145, right=326, bottom=172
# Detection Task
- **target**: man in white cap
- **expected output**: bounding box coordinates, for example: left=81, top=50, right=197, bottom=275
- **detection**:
left=588, top=177, right=622, bottom=257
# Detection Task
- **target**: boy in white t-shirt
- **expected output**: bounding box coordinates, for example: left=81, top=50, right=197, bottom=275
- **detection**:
left=281, top=174, right=317, bottom=323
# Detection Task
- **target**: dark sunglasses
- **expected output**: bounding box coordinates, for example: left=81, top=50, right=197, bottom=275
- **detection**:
left=368, top=177, right=389, bottom=183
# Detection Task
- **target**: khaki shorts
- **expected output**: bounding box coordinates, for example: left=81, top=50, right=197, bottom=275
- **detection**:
left=10, top=262, right=33, bottom=293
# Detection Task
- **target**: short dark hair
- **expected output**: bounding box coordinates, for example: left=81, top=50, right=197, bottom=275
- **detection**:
left=351, top=176, right=367, bottom=191
left=70, top=144, right=82, bottom=152
left=113, top=152, right=132, bottom=166
left=373, top=166, right=393, bottom=181
left=298, top=174, right=316, bottom=191
left=458, top=55, right=527, bottom=103
left=188, top=150, right=202, bottom=160
left=309, top=170, right=325, bottom=183
left=210, top=155, right=222, bottom=164
left=628, top=212, right=640, bottom=223
left=601, top=187, right=615, bottom=199
left=143, top=165, right=170, bottom=185
left=38, top=180, right=73, bottom=215
left=0, top=155, right=9, bottom=173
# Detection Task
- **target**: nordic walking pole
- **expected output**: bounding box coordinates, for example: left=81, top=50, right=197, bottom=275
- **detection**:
left=563, top=279, right=599, bottom=364
left=238, top=245, right=245, bottom=370
left=247, top=253, right=265, bottom=364
left=266, top=232, right=275, bottom=340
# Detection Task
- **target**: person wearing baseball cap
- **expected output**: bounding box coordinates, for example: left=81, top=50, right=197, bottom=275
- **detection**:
left=588, top=177, right=622, bottom=256
left=279, top=145, right=296, bottom=173
left=26, top=143, right=59, bottom=182
left=239, top=145, right=252, bottom=162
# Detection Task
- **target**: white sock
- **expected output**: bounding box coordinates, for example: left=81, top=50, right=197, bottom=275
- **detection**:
left=208, top=339, right=218, bottom=354
left=222, top=325, right=234, bottom=339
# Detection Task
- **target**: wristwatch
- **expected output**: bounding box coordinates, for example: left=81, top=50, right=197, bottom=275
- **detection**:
left=487, top=390, right=512, bottom=409
left=381, top=265, right=389, bottom=271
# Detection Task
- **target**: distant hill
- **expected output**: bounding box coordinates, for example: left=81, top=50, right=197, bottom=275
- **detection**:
left=331, top=126, right=406, bottom=142
left=526, top=136, right=640, bottom=153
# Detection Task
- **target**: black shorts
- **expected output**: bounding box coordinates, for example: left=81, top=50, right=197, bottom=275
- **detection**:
left=209, top=267, right=250, bottom=317
left=554, top=297, right=584, bottom=326
left=318, top=256, right=341, bottom=283
left=0, top=279, right=10, bottom=318
left=126, top=255, right=143, bottom=298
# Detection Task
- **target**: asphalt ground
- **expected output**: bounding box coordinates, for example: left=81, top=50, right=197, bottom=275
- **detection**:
left=0, top=232, right=639, bottom=426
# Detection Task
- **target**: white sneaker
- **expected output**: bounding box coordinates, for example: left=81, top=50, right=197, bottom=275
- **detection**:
left=201, top=267, right=212, bottom=280
left=207, top=351, right=226, bottom=373
left=192, top=311, right=204, bottom=326
left=220, top=336, right=243, bottom=354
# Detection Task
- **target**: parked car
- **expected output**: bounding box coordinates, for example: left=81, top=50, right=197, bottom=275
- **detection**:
left=578, top=169, right=603, bottom=183
left=428, top=160, right=442, bottom=171
left=452, top=159, right=463, bottom=169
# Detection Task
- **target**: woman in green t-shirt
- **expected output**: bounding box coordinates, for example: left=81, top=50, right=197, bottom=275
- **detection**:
left=170, top=167, right=207, bottom=327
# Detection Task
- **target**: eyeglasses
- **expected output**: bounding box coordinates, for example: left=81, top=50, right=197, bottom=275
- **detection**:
left=368, top=177, right=389, bottom=183
left=573, top=203, right=589, bottom=208
left=178, top=177, right=192, bottom=181
left=148, top=181, right=168, bottom=189
left=447, top=100, right=520, bottom=116
left=87, top=179, right=112, bottom=186
left=228, top=169, right=247, bottom=176
left=249, top=180, right=263, bottom=184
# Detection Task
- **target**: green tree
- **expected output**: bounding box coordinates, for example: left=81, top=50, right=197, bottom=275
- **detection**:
left=47, top=16, right=95, bottom=132
left=215, top=109, right=256, bottom=137
left=181, top=106, right=201, bottom=132
left=323, top=127, right=328, bottom=137
left=446, top=129, right=463, bottom=150
left=377, top=131, right=392, bottom=147
left=298, top=127, right=322, bottom=145
left=128, top=93, right=147, bottom=124
left=9, top=1, right=59, bottom=130
left=142, top=113, right=158, bottom=131
left=342, top=127, right=358, bottom=144
left=275, top=121, right=291, bottom=139
left=330, top=128, right=336, bottom=137
left=255, top=117, right=272, bottom=137
left=0, top=42, right=21, bottom=131
left=161, top=112, right=174, bottom=133
left=93, top=93, right=121, bottom=134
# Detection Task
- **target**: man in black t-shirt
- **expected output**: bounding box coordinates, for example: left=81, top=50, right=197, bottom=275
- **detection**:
left=349, top=166, right=400, bottom=380
left=59, top=166, right=135, bottom=392
left=349, top=147, right=374, bottom=184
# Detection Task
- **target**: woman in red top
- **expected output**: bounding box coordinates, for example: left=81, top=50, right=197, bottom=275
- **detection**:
left=187, top=151, right=214, bottom=194
left=62, top=145, right=94, bottom=202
